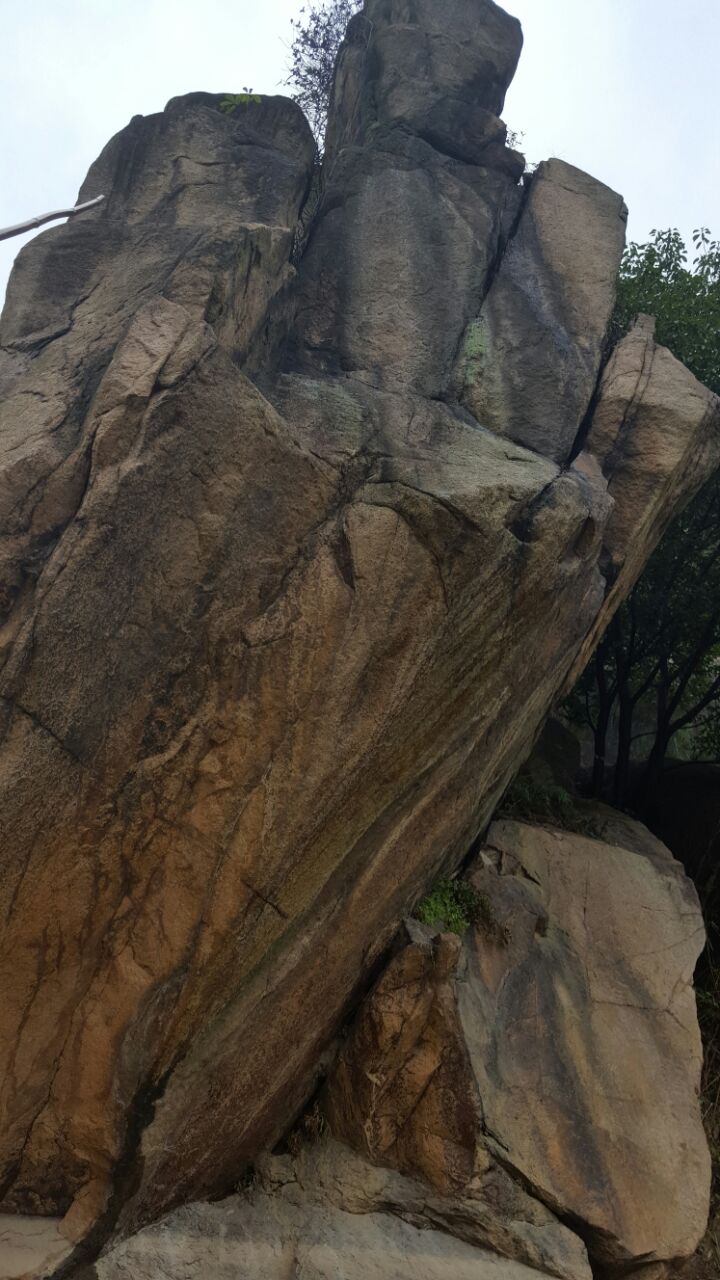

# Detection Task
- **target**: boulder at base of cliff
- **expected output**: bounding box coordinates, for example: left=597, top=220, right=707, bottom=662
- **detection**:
left=324, top=813, right=711, bottom=1276
left=93, top=1141, right=584, bottom=1280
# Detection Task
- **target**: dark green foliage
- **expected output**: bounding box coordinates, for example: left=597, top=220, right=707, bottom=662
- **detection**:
left=415, top=878, right=480, bottom=935
left=499, top=777, right=600, bottom=836
left=612, top=227, right=720, bottom=394
left=415, top=877, right=508, bottom=942
left=567, top=228, right=720, bottom=803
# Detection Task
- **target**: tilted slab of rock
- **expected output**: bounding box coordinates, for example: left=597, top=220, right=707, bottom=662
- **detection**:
left=454, top=158, right=628, bottom=463
left=582, top=314, right=720, bottom=572
left=325, top=816, right=710, bottom=1272
left=0, top=244, right=614, bottom=1243
left=0, top=0, right=718, bottom=1267
left=93, top=1140, right=576, bottom=1280
left=567, top=314, right=720, bottom=687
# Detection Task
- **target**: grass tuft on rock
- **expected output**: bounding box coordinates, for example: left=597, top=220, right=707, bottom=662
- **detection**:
left=415, top=877, right=509, bottom=943
left=499, top=776, right=599, bottom=837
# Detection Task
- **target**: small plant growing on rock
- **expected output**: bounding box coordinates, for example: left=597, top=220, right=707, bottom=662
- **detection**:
left=499, top=777, right=599, bottom=837
left=219, top=89, right=262, bottom=113
left=415, top=877, right=509, bottom=943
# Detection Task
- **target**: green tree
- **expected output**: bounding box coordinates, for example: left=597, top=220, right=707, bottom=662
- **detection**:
left=285, top=0, right=361, bottom=148
left=611, top=226, right=720, bottom=389
left=569, top=227, right=720, bottom=803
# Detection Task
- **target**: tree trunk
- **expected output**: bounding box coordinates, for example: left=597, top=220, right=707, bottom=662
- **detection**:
left=613, top=680, right=634, bottom=806
left=591, top=645, right=613, bottom=798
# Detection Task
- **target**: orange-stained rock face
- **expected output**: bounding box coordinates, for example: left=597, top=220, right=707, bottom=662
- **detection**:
left=0, top=0, right=717, bottom=1269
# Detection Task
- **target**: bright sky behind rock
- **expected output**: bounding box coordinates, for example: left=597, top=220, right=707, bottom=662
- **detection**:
left=1, top=0, right=718, bottom=304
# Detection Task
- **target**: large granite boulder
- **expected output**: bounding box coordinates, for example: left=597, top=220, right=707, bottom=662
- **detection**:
left=88, top=813, right=710, bottom=1280
left=324, top=815, right=711, bottom=1274
left=0, top=0, right=717, bottom=1271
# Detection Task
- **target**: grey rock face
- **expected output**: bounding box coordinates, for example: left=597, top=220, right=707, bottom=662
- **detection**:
left=1, top=94, right=314, bottom=360
left=290, top=0, right=524, bottom=395
left=290, top=139, right=521, bottom=394
left=0, top=92, right=316, bottom=645
left=583, top=314, right=720, bottom=573
left=454, top=159, right=628, bottom=462
left=325, top=0, right=523, bottom=156
left=94, top=1142, right=561, bottom=1280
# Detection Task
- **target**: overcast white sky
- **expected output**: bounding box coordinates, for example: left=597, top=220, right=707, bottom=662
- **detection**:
left=1, top=0, right=718, bottom=305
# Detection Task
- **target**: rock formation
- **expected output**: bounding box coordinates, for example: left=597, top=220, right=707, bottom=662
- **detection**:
left=0, top=0, right=717, bottom=1274
left=94, top=1140, right=589, bottom=1280
left=326, top=815, right=710, bottom=1273
left=92, top=812, right=709, bottom=1280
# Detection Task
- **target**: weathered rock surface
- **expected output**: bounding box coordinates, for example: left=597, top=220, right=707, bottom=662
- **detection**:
left=325, top=816, right=710, bottom=1273
left=290, top=0, right=525, bottom=394
left=0, top=0, right=717, bottom=1270
left=0, top=1215, right=70, bottom=1279
left=325, top=0, right=523, bottom=157
left=93, top=1141, right=566, bottom=1280
left=583, top=314, right=720, bottom=573
left=454, top=158, right=628, bottom=462
left=567, top=315, right=720, bottom=685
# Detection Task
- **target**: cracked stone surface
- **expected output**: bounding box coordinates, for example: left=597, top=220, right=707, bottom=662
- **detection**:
left=0, top=0, right=717, bottom=1270
left=325, top=815, right=710, bottom=1273
left=94, top=1140, right=583, bottom=1280
left=0, top=1215, right=70, bottom=1279
left=453, top=157, right=628, bottom=462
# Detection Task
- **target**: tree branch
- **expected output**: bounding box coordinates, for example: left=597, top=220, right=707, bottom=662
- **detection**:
left=0, top=195, right=104, bottom=243
left=666, top=605, right=720, bottom=720
left=670, top=669, right=720, bottom=736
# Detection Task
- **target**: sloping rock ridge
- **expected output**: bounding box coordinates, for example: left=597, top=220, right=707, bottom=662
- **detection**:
left=0, top=0, right=717, bottom=1274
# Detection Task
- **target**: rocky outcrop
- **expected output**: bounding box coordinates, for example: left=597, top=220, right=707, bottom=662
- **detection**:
left=582, top=315, right=720, bottom=573
left=0, top=0, right=717, bottom=1270
left=0, top=1216, right=71, bottom=1279
left=567, top=315, right=720, bottom=685
left=94, top=1141, right=577, bottom=1280
left=325, top=0, right=523, bottom=157
left=91, top=814, right=709, bottom=1280
left=324, top=815, right=710, bottom=1275
left=454, top=159, right=628, bottom=462
left=290, top=0, right=525, bottom=394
